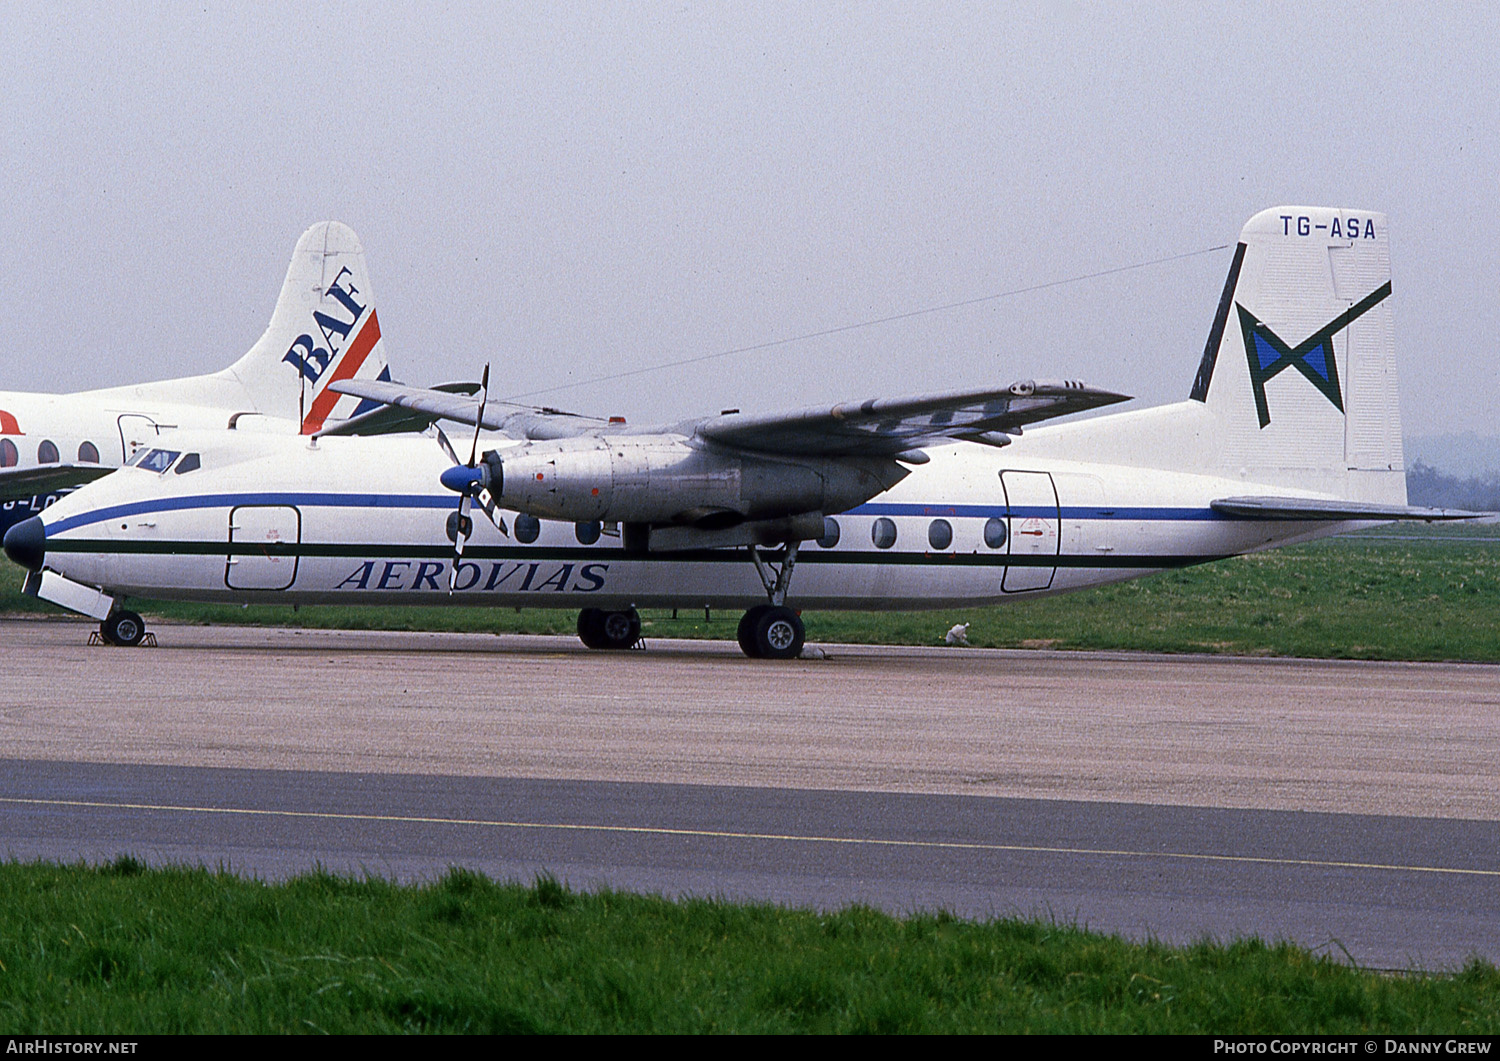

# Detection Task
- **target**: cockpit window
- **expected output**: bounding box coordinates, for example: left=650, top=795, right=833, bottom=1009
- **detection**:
left=124, top=448, right=149, bottom=467
left=137, top=449, right=181, bottom=473
left=174, top=452, right=201, bottom=475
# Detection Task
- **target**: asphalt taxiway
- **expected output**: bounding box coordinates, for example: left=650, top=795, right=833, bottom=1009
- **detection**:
left=3, top=618, right=1498, bottom=969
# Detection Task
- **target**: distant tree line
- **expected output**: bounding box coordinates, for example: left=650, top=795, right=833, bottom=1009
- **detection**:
left=1407, top=461, right=1500, bottom=512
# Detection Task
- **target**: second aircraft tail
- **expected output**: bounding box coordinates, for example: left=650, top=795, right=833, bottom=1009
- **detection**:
left=211, top=221, right=393, bottom=433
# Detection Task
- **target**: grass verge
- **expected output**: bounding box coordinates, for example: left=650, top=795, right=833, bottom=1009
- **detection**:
left=1, top=861, right=1497, bottom=1034
left=5, top=531, right=1499, bottom=661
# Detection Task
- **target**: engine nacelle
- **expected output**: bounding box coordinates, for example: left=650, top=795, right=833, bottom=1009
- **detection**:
left=479, top=434, right=906, bottom=526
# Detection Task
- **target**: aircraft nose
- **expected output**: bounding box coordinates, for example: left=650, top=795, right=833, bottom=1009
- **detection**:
left=3, top=516, right=47, bottom=572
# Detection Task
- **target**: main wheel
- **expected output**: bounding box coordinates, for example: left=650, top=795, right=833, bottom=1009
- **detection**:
left=577, top=608, right=608, bottom=649
left=737, top=605, right=771, bottom=658
left=752, top=606, right=804, bottom=661
left=599, top=608, right=642, bottom=649
left=100, top=609, right=146, bottom=648
left=579, top=608, right=641, bottom=650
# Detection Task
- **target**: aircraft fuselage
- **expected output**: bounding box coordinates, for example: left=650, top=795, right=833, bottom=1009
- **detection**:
left=30, top=429, right=1357, bottom=612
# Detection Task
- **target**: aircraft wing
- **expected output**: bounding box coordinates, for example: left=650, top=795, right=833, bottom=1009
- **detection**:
left=1211, top=497, right=1488, bottom=521
left=696, top=380, right=1130, bottom=457
left=0, top=463, right=114, bottom=501
left=328, top=379, right=608, bottom=438
left=315, top=380, right=482, bottom=437
left=333, top=377, right=1128, bottom=456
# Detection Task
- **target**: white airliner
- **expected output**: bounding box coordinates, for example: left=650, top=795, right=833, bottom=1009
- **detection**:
left=4, top=206, right=1475, bottom=657
left=0, top=221, right=396, bottom=534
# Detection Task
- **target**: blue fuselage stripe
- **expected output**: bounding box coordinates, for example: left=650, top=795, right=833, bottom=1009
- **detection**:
left=850, top=502, right=1222, bottom=520
left=45, top=493, right=453, bottom=535
left=45, top=492, right=1236, bottom=536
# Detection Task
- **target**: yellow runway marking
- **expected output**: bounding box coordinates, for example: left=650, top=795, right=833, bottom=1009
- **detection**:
left=4, top=795, right=1496, bottom=879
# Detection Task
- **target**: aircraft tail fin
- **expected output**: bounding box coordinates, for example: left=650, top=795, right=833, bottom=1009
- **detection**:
left=213, top=221, right=393, bottom=433
left=1187, top=206, right=1405, bottom=504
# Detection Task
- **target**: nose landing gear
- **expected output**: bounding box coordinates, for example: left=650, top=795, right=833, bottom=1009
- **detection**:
left=98, top=609, right=148, bottom=647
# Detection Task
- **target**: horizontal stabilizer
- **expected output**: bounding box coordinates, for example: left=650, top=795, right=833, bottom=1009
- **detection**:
left=698, top=380, right=1129, bottom=457
left=0, top=463, right=114, bottom=502
left=1211, top=496, right=1487, bottom=522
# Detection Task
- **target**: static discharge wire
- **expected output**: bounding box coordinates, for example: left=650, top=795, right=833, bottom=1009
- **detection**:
left=499, top=242, right=1233, bottom=404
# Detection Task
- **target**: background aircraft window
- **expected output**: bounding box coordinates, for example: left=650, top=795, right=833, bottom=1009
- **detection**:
left=928, top=519, right=952, bottom=551
left=871, top=517, right=897, bottom=549
left=138, top=449, right=181, bottom=474
left=515, top=513, right=541, bottom=544
left=0, top=439, right=15, bottom=467
left=37, top=440, right=59, bottom=464
left=175, top=452, right=202, bottom=475
left=78, top=441, right=100, bottom=463
left=984, top=516, right=1007, bottom=549
left=817, top=517, right=840, bottom=549
left=575, top=520, right=601, bottom=545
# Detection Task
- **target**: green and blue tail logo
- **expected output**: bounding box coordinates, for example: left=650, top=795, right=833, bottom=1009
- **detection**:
left=1237, top=281, right=1391, bottom=428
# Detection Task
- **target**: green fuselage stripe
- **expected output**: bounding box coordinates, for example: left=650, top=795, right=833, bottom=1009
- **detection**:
left=44, top=538, right=1225, bottom=570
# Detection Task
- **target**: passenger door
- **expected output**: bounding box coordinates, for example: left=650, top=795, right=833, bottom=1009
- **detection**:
left=226, top=505, right=301, bottom=590
left=1001, top=470, right=1059, bottom=592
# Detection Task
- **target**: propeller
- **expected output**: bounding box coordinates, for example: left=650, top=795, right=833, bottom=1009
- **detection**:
left=437, top=364, right=506, bottom=591
left=436, top=425, right=505, bottom=534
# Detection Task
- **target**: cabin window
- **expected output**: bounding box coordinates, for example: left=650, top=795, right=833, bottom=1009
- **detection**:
left=817, top=517, right=840, bottom=549
left=928, top=519, right=953, bottom=551
left=175, top=452, right=201, bottom=475
left=515, top=513, right=541, bottom=544
left=575, top=521, right=601, bottom=545
left=37, top=440, right=59, bottom=464
left=78, top=441, right=100, bottom=463
left=0, top=440, right=15, bottom=467
left=137, top=449, right=181, bottom=474
left=871, top=517, right=897, bottom=549
left=983, top=516, right=1007, bottom=549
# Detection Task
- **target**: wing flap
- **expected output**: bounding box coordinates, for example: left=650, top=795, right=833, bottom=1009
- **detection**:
left=698, top=380, right=1129, bottom=456
left=1212, top=496, right=1488, bottom=521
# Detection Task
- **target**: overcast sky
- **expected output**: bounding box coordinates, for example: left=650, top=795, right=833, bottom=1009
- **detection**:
left=2, top=2, right=1495, bottom=437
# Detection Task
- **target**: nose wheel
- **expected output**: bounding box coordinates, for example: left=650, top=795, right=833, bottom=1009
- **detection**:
left=99, top=609, right=147, bottom=648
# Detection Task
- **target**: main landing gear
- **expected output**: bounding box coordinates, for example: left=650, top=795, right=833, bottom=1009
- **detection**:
left=737, top=542, right=805, bottom=660
left=577, top=607, right=643, bottom=650
left=571, top=541, right=808, bottom=659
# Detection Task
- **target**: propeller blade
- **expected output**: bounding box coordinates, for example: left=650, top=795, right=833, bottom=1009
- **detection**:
left=467, top=363, right=490, bottom=467
left=444, top=363, right=494, bottom=592
left=477, top=489, right=508, bottom=536
left=449, top=493, right=475, bottom=593
left=434, top=425, right=460, bottom=467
